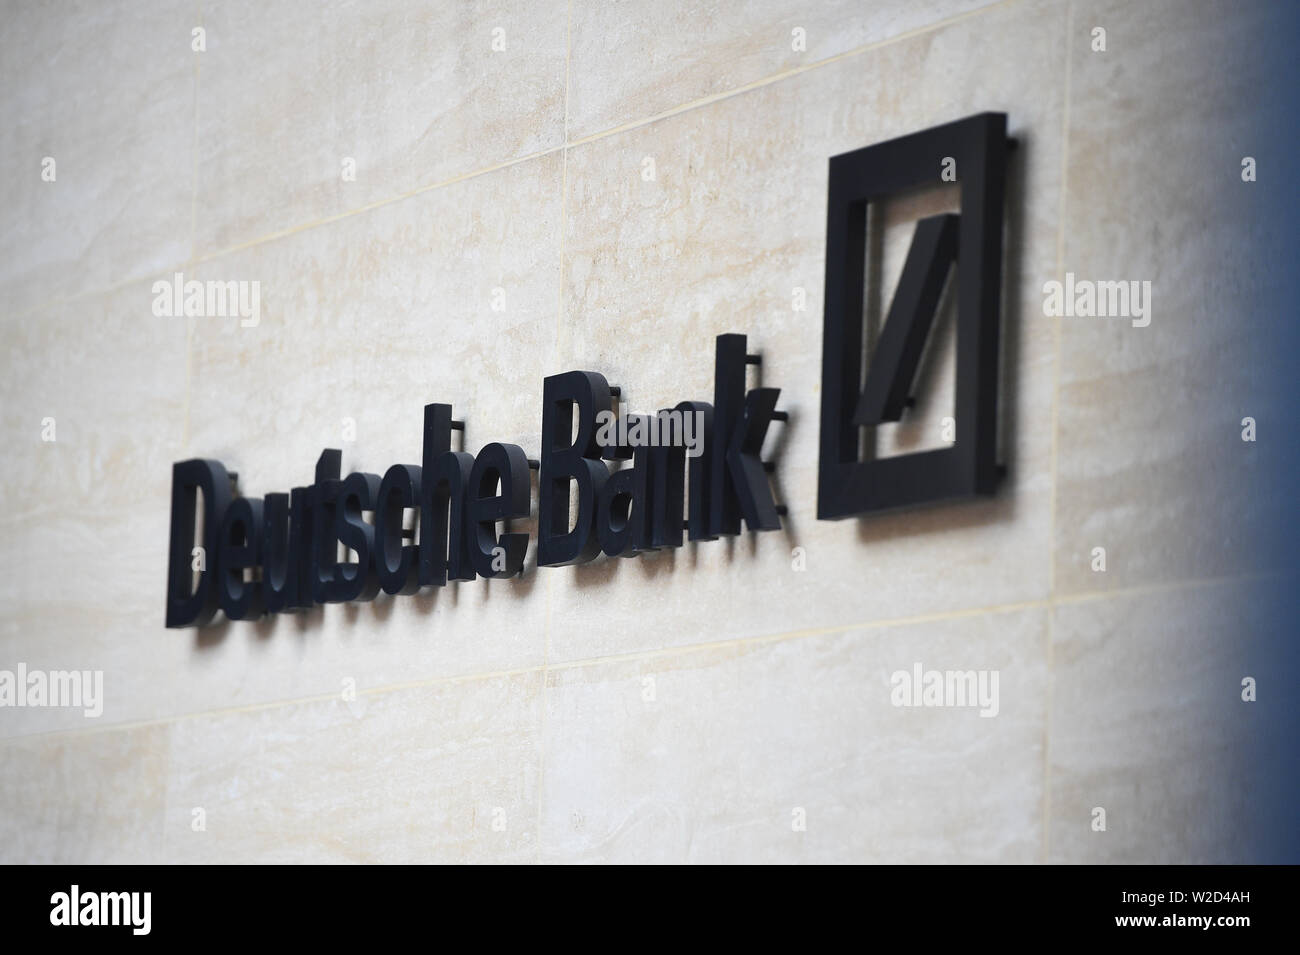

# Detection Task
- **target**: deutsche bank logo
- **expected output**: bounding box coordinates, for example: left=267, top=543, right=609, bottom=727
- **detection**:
left=165, top=112, right=1016, bottom=628
left=817, top=112, right=1010, bottom=519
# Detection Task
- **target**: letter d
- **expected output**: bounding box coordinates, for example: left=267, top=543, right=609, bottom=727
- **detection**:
left=165, top=459, right=232, bottom=627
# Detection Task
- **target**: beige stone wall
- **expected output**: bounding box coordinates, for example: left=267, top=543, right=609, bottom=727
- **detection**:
left=1, top=0, right=1291, bottom=863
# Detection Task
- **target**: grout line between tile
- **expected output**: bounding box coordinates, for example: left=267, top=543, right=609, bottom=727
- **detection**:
left=1042, top=0, right=1075, bottom=866
left=188, top=1, right=203, bottom=264
left=536, top=0, right=575, bottom=865
left=4, top=0, right=1020, bottom=325
left=182, top=3, right=203, bottom=457
left=3, top=567, right=1290, bottom=749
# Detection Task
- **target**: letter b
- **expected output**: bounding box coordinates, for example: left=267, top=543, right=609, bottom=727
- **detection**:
left=537, top=371, right=611, bottom=566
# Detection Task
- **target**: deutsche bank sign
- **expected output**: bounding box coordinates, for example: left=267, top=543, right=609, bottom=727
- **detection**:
left=165, top=112, right=1010, bottom=628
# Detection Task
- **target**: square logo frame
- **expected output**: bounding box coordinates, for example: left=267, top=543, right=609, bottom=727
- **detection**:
left=817, top=111, right=1010, bottom=520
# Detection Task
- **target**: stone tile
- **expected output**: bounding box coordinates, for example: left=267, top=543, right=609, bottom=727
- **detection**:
left=187, top=152, right=564, bottom=489
left=1047, top=579, right=1275, bottom=863
left=193, top=0, right=567, bottom=256
left=170, top=153, right=562, bottom=715
left=0, top=0, right=195, bottom=314
left=163, top=671, right=543, bottom=863
left=0, top=513, right=176, bottom=739
left=542, top=606, right=1047, bottom=862
left=0, top=723, right=168, bottom=863
left=0, top=282, right=189, bottom=738
left=567, top=0, right=1001, bottom=139
left=0, top=154, right=564, bottom=738
left=0, top=281, right=189, bottom=523
left=547, top=0, right=1067, bottom=662
left=1053, top=0, right=1297, bottom=594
